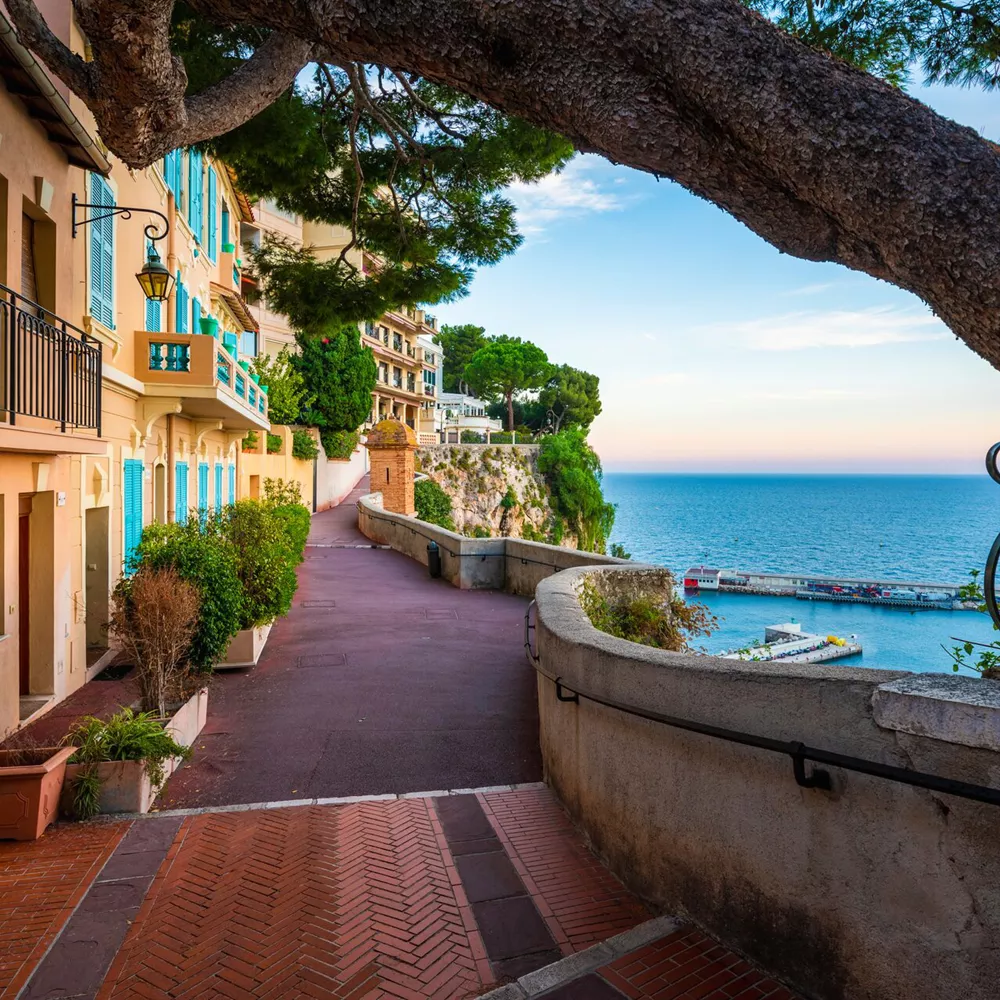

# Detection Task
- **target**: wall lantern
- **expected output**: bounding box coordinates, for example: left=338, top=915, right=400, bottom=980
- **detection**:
left=72, top=192, right=174, bottom=302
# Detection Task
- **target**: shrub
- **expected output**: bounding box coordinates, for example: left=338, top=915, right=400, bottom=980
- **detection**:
left=206, top=500, right=300, bottom=629
left=460, top=430, right=484, bottom=443
left=537, top=428, right=615, bottom=553
left=264, top=479, right=311, bottom=562
left=469, top=524, right=491, bottom=538
left=67, top=708, right=192, bottom=818
left=579, top=579, right=716, bottom=652
left=108, top=566, right=199, bottom=716
left=251, top=347, right=314, bottom=424
left=242, top=430, right=258, bottom=452
left=134, top=522, right=243, bottom=671
left=320, top=428, right=359, bottom=459
left=490, top=431, right=514, bottom=444
left=610, top=542, right=632, bottom=560
left=266, top=432, right=283, bottom=454
left=292, top=428, right=319, bottom=460
left=414, top=479, right=455, bottom=530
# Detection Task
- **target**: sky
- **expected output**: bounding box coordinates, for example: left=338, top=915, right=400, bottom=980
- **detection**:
left=432, top=82, right=1000, bottom=474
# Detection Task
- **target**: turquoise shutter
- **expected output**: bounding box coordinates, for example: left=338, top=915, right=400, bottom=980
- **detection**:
left=198, top=462, right=209, bottom=521
left=188, top=150, right=203, bottom=242
left=123, top=459, right=144, bottom=571
left=207, top=168, right=217, bottom=260
left=88, top=174, right=115, bottom=328
left=145, top=296, right=160, bottom=332
left=214, top=464, right=223, bottom=511
left=175, top=462, right=189, bottom=524
left=228, top=463, right=235, bottom=504
left=192, top=297, right=201, bottom=334
left=176, top=276, right=188, bottom=333
left=221, top=203, right=230, bottom=247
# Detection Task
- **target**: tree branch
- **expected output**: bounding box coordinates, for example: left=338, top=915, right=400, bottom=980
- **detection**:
left=4, top=0, right=94, bottom=97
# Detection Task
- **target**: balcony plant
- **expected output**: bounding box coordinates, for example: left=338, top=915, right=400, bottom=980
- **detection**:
left=266, top=432, right=282, bottom=453
left=199, top=316, right=220, bottom=338
left=222, top=242, right=236, bottom=254
left=292, top=429, right=319, bottom=460
left=242, top=430, right=259, bottom=452
left=0, top=742, right=76, bottom=840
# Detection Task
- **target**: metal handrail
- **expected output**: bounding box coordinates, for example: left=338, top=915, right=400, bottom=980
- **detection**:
left=524, top=602, right=1000, bottom=807
left=0, top=281, right=102, bottom=434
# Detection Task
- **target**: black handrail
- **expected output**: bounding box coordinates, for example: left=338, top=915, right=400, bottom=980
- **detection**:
left=0, top=282, right=102, bottom=434
left=524, top=602, right=1000, bottom=807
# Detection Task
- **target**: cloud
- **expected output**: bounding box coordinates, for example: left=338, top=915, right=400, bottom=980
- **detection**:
left=779, top=282, right=836, bottom=297
left=508, top=157, right=625, bottom=233
left=705, top=306, right=950, bottom=351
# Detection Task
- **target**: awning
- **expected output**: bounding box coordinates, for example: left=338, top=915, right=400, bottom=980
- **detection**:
left=210, top=281, right=259, bottom=332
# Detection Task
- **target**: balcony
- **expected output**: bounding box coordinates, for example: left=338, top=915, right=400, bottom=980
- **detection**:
left=0, top=284, right=105, bottom=453
left=423, top=383, right=435, bottom=397
left=137, top=331, right=269, bottom=430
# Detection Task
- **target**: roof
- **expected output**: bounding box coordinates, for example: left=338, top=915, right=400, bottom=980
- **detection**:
left=0, top=12, right=110, bottom=174
left=210, top=282, right=259, bottom=332
left=223, top=164, right=255, bottom=223
left=366, top=419, right=417, bottom=448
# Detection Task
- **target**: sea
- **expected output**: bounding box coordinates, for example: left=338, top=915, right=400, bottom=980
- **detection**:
left=602, top=474, right=1000, bottom=674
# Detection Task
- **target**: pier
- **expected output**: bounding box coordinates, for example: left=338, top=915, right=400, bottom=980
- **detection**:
left=685, top=565, right=967, bottom=610
left=724, top=623, right=863, bottom=664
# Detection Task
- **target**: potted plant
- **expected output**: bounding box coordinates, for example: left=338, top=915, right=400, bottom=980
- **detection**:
left=250, top=372, right=260, bottom=384
left=0, top=743, right=76, bottom=840
left=221, top=242, right=236, bottom=254
left=238, top=360, right=250, bottom=371
left=199, top=316, right=220, bottom=338
left=62, top=709, right=192, bottom=817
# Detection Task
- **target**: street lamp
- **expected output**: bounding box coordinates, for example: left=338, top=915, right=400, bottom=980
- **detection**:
left=72, top=192, right=174, bottom=302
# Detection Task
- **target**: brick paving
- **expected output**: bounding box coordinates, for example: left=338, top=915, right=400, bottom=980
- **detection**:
left=0, top=820, right=127, bottom=997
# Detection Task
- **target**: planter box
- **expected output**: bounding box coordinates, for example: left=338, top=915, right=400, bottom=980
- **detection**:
left=59, top=688, right=209, bottom=817
left=0, top=747, right=75, bottom=840
left=217, top=623, right=272, bottom=670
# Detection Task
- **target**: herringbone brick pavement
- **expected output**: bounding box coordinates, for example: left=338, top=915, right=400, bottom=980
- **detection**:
left=479, top=788, right=650, bottom=954
left=0, top=820, right=128, bottom=997
left=597, top=926, right=801, bottom=999
left=99, top=800, right=492, bottom=999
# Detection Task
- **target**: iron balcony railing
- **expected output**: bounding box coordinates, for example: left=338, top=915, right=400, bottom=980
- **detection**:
left=1, top=283, right=102, bottom=434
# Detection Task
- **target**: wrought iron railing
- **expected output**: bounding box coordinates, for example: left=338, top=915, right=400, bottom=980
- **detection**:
left=0, top=283, right=102, bottom=434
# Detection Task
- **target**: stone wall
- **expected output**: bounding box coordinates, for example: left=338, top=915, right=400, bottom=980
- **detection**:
left=534, top=564, right=1000, bottom=1000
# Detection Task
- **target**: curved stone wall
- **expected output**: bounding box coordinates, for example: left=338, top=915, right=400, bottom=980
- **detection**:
left=534, top=564, right=1000, bottom=1000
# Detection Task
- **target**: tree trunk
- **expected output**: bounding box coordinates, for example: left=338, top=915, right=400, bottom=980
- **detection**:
left=10, top=0, right=1000, bottom=367
left=506, top=391, right=515, bottom=432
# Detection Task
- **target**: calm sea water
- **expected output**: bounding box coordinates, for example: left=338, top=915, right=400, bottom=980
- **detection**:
left=602, top=474, right=1000, bottom=673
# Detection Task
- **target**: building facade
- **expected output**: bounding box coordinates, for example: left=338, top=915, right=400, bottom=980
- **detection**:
left=435, top=393, right=504, bottom=442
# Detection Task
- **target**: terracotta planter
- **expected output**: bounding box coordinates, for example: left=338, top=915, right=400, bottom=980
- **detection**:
left=60, top=688, right=209, bottom=817
left=0, top=747, right=75, bottom=840
left=217, top=623, right=272, bottom=670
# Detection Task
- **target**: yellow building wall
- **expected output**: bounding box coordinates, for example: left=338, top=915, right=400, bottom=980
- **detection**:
left=239, top=425, right=315, bottom=507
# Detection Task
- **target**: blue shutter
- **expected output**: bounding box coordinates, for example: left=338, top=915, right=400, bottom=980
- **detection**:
left=198, top=462, right=209, bottom=522
left=214, top=463, right=223, bottom=512
left=188, top=150, right=203, bottom=242
left=123, top=459, right=144, bottom=571
left=176, top=275, right=188, bottom=333
left=88, top=174, right=115, bottom=328
left=192, top=297, right=201, bottom=334
left=221, top=203, right=230, bottom=248
left=207, top=168, right=217, bottom=260
left=145, top=292, right=161, bottom=333
left=228, top=463, right=235, bottom=504
left=175, top=462, right=189, bottom=524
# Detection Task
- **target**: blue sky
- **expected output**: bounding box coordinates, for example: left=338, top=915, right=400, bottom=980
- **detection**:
left=433, top=82, right=1000, bottom=473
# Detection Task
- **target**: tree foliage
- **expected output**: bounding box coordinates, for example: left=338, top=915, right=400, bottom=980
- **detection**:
left=538, top=365, right=602, bottom=432
left=536, top=428, right=616, bottom=553
left=167, top=6, right=573, bottom=327
left=293, top=326, right=377, bottom=437
left=434, top=324, right=489, bottom=393
left=250, top=347, right=313, bottom=424
left=746, top=0, right=1000, bottom=89
left=414, top=479, right=455, bottom=530
left=464, top=336, right=551, bottom=430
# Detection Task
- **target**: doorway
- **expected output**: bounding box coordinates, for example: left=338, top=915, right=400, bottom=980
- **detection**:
left=153, top=463, right=167, bottom=523
left=18, top=498, right=29, bottom=697
left=85, top=506, right=110, bottom=662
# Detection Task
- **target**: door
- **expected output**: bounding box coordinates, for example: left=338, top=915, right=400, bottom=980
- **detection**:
left=21, top=213, right=37, bottom=304
left=18, top=510, right=29, bottom=695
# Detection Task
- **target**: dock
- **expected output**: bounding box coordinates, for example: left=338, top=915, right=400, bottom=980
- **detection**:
left=723, top=623, right=862, bottom=664
left=685, top=565, right=967, bottom=610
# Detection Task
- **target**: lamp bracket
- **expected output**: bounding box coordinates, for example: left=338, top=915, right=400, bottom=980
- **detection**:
left=72, top=192, right=169, bottom=243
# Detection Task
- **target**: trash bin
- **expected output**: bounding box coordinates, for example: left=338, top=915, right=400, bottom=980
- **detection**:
left=427, top=541, right=442, bottom=578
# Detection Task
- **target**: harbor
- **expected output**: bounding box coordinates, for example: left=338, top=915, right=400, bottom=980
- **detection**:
left=684, top=565, right=968, bottom=610
left=723, top=622, right=863, bottom=664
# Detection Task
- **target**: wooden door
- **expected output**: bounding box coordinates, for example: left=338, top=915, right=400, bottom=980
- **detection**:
left=18, top=512, right=29, bottom=695
left=20, top=214, right=38, bottom=305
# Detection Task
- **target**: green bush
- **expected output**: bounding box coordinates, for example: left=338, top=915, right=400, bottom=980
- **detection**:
left=264, top=479, right=311, bottom=564
left=292, top=429, right=319, bottom=460
left=320, top=428, right=359, bottom=459
left=468, top=524, right=491, bottom=538
left=134, top=521, right=243, bottom=671
left=251, top=347, right=314, bottom=424
left=490, top=431, right=514, bottom=444
left=242, top=430, right=258, bottom=452
left=266, top=432, right=283, bottom=454
left=414, top=479, right=455, bottom=530
left=537, top=428, right=615, bottom=553
left=206, top=500, right=300, bottom=629
left=460, top=430, right=484, bottom=443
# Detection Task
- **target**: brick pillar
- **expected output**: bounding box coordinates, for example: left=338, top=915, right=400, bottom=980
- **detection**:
left=365, top=418, right=417, bottom=515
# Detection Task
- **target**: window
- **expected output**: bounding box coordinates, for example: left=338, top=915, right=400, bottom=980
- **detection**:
left=123, top=459, right=143, bottom=571
left=175, top=462, right=189, bottom=524
left=145, top=295, right=161, bottom=333
left=239, top=330, right=257, bottom=357
left=221, top=201, right=230, bottom=247
left=175, top=274, right=188, bottom=333
left=207, top=167, right=217, bottom=261
left=423, top=369, right=436, bottom=385
left=88, top=173, right=114, bottom=328
left=163, top=149, right=183, bottom=204
left=188, top=150, right=204, bottom=242
left=227, top=463, right=236, bottom=504
left=191, top=297, right=201, bottom=334
left=214, top=464, right=223, bottom=512
left=198, top=462, right=209, bottom=522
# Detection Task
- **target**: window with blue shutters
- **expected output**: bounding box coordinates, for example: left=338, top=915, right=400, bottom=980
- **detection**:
left=207, top=168, right=218, bottom=261
left=198, top=462, right=209, bottom=522
left=214, top=463, right=223, bottom=511
left=163, top=149, right=183, bottom=204
left=188, top=150, right=204, bottom=242
left=192, top=297, right=201, bottom=334
left=221, top=202, right=230, bottom=248
left=123, top=459, right=144, bottom=571
left=175, top=462, right=189, bottom=524
left=175, top=274, right=188, bottom=333
left=145, top=295, right=161, bottom=333
left=228, top=463, right=236, bottom=504
left=88, top=174, right=115, bottom=328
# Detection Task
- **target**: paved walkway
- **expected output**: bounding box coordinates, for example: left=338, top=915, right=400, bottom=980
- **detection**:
left=1, top=479, right=802, bottom=1000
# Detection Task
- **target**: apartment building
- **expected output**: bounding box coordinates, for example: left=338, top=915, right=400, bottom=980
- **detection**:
left=0, top=3, right=280, bottom=737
